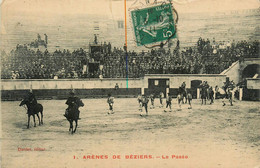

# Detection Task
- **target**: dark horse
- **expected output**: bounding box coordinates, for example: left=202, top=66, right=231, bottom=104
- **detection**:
left=64, top=99, right=84, bottom=134
left=179, top=87, right=187, bottom=103
left=19, top=99, right=43, bottom=128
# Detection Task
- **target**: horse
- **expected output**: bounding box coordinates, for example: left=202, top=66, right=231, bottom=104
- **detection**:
left=19, top=99, right=43, bottom=128
left=182, top=88, right=188, bottom=104
left=64, top=100, right=84, bottom=134
left=217, top=87, right=237, bottom=106
left=178, top=87, right=187, bottom=103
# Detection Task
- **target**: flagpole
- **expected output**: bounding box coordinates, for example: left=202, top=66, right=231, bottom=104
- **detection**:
left=124, top=0, right=128, bottom=89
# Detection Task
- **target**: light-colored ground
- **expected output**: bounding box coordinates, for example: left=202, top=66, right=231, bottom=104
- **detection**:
left=0, top=98, right=259, bottom=168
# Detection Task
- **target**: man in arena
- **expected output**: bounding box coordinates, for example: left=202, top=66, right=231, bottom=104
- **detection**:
left=150, top=93, right=155, bottom=109
left=159, top=91, right=164, bottom=108
left=177, top=92, right=183, bottom=109
left=187, top=91, right=193, bottom=109
left=164, top=93, right=172, bottom=112
left=141, top=95, right=149, bottom=116
left=107, top=94, right=115, bottom=114
left=137, top=94, right=142, bottom=112
left=209, top=86, right=214, bottom=104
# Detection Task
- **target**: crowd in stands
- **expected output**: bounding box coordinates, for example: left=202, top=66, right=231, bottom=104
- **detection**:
left=1, top=38, right=259, bottom=79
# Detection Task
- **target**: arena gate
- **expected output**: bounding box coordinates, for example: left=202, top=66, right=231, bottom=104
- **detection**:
left=145, top=78, right=169, bottom=98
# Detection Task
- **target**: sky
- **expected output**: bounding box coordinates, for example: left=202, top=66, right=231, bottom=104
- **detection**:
left=0, top=0, right=259, bottom=51
left=1, top=0, right=259, bottom=18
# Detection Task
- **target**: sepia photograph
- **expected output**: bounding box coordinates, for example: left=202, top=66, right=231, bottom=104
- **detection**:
left=0, top=0, right=259, bottom=167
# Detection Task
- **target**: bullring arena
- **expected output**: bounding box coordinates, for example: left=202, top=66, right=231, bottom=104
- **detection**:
left=1, top=0, right=260, bottom=167
left=1, top=97, right=260, bottom=168
left=1, top=74, right=260, bottom=168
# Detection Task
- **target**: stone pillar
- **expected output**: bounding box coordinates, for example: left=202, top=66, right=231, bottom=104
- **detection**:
left=166, top=88, right=169, bottom=95
left=213, top=88, right=216, bottom=99
left=197, top=88, right=200, bottom=99
left=141, top=87, right=144, bottom=95
left=239, top=88, right=243, bottom=101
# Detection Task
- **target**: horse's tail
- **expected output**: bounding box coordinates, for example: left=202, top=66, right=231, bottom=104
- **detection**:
left=39, top=104, right=43, bottom=113
left=36, top=103, right=43, bottom=113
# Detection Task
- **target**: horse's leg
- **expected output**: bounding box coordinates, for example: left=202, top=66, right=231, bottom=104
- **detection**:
left=36, top=113, right=41, bottom=125
left=27, top=115, right=30, bottom=129
left=74, top=120, right=78, bottom=133
left=40, top=111, right=43, bottom=124
left=33, top=115, right=36, bottom=127
left=71, top=121, right=74, bottom=134
left=229, top=97, right=233, bottom=106
left=204, top=98, right=206, bottom=105
left=69, top=120, right=72, bottom=132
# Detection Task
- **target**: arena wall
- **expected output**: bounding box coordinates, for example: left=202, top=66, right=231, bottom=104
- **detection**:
left=247, top=78, right=260, bottom=89
left=220, top=61, right=240, bottom=84
left=144, top=74, right=226, bottom=88
left=1, top=78, right=143, bottom=90
left=1, top=74, right=227, bottom=100
left=1, top=78, right=143, bottom=100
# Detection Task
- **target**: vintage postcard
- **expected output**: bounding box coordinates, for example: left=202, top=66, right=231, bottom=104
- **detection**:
left=0, top=0, right=259, bottom=167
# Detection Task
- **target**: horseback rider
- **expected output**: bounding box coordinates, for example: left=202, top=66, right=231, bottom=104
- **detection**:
left=179, top=82, right=186, bottom=94
left=181, top=82, right=186, bottom=90
left=64, top=91, right=84, bottom=119
left=27, top=90, right=37, bottom=106
left=24, top=90, right=37, bottom=114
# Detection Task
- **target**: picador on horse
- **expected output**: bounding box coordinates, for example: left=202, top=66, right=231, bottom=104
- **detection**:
left=64, top=91, right=84, bottom=134
left=19, top=90, right=43, bottom=128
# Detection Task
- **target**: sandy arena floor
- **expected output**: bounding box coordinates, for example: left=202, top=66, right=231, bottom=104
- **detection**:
left=0, top=98, right=259, bottom=168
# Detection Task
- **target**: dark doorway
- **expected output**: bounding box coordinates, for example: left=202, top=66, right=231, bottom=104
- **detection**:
left=90, top=45, right=102, bottom=54
left=190, top=80, right=202, bottom=98
left=147, top=78, right=169, bottom=97
left=242, top=64, right=260, bottom=79
left=88, top=63, right=99, bottom=78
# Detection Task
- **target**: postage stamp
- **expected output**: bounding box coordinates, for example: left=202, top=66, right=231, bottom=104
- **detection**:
left=131, top=3, right=176, bottom=46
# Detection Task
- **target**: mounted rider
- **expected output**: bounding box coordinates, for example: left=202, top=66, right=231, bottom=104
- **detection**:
left=222, top=80, right=235, bottom=106
left=181, top=82, right=186, bottom=90
left=64, top=91, right=84, bottom=119
left=27, top=89, right=37, bottom=106
left=24, top=89, right=38, bottom=114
